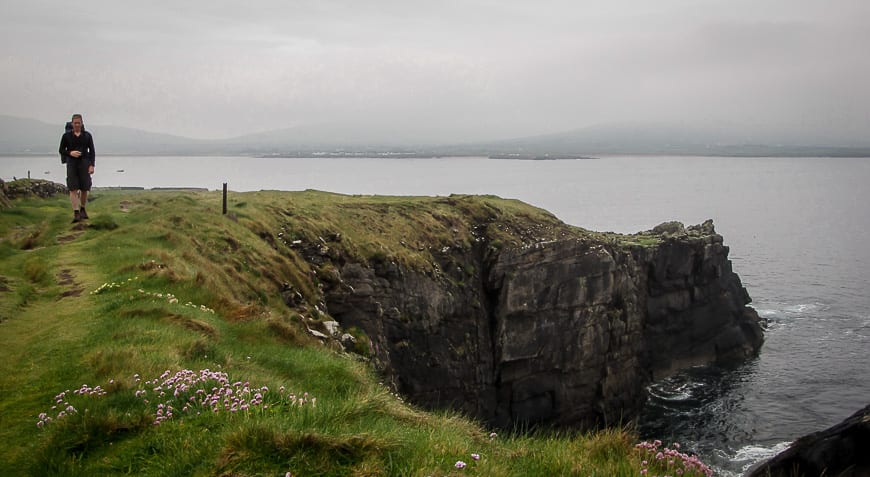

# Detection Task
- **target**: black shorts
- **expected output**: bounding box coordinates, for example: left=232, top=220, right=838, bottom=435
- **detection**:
left=66, top=159, right=92, bottom=191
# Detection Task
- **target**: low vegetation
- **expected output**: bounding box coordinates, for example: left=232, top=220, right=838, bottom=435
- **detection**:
left=0, top=184, right=709, bottom=476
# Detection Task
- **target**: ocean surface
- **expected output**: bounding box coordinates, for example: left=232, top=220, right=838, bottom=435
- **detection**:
left=3, top=154, right=870, bottom=475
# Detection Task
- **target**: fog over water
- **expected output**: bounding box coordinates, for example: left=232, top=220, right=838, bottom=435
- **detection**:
left=2, top=2, right=870, bottom=145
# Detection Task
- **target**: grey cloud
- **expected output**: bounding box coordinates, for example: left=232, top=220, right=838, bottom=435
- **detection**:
left=2, top=0, right=869, bottom=143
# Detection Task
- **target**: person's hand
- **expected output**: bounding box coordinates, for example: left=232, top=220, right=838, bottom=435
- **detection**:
left=70, top=150, right=82, bottom=158
left=88, top=165, right=94, bottom=175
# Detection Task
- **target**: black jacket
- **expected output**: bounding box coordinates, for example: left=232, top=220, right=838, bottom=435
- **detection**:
left=59, top=130, right=96, bottom=166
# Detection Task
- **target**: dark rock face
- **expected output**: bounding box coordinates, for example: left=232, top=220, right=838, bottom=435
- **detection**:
left=322, top=221, right=764, bottom=429
left=639, top=223, right=765, bottom=379
left=747, top=403, right=870, bottom=477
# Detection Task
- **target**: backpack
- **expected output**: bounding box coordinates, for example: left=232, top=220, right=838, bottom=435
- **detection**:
left=61, top=120, right=87, bottom=164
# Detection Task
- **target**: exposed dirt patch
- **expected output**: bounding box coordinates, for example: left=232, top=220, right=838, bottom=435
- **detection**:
left=56, top=269, right=84, bottom=299
left=56, top=224, right=88, bottom=243
left=60, top=288, right=84, bottom=298
left=119, top=200, right=132, bottom=213
left=56, top=233, right=80, bottom=244
left=57, top=269, right=75, bottom=286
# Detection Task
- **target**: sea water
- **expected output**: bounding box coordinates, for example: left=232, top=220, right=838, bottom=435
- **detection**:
left=3, top=154, right=869, bottom=474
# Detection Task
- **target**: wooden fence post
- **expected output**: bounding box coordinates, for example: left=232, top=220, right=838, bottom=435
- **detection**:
left=222, top=183, right=227, bottom=215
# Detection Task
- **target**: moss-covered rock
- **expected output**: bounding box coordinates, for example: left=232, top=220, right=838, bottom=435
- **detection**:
left=0, top=178, right=11, bottom=208
left=3, top=179, right=67, bottom=200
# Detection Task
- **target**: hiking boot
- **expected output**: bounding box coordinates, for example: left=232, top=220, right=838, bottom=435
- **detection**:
left=72, top=210, right=82, bottom=223
left=80, top=207, right=89, bottom=220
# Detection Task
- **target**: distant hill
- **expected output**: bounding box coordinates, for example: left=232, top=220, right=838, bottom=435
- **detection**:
left=0, top=116, right=427, bottom=155
left=2, top=115, right=868, bottom=157
left=0, top=115, right=212, bottom=155
left=0, top=115, right=60, bottom=154
left=446, top=121, right=870, bottom=157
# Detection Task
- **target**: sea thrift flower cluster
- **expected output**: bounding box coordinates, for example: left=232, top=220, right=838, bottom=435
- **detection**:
left=454, top=453, right=482, bottom=471
left=635, top=440, right=713, bottom=477
left=37, top=370, right=314, bottom=428
left=36, top=384, right=108, bottom=427
left=136, top=369, right=314, bottom=425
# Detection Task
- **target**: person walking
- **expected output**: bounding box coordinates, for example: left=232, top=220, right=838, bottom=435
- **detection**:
left=58, top=113, right=95, bottom=223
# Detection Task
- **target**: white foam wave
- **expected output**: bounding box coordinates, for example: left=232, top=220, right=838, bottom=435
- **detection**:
left=784, top=302, right=826, bottom=314
left=755, top=308, right=779, bottom=318
left=733, top=441, right=792, bottom=472
left=648, top=385, right=692, bottom=402
left=754, top=301, right=828, bottom=322
left=646, top=378, right=708, bottom=403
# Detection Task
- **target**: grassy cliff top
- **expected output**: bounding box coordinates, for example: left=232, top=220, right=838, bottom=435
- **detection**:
left=0, top=185, right=709, bottom=476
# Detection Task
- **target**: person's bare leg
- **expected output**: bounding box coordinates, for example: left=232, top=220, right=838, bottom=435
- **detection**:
left=69, top=190, right=80, bottom=211
left=70, top=189, right=82, bottom=222
left=79, top=190, right=90, bottom=219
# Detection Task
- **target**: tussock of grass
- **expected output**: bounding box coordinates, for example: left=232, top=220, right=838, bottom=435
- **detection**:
left=220, top=425, right=394, bottom=475
left=0, top=188, right=713, bottom=476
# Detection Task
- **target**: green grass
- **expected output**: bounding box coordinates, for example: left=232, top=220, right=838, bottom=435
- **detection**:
left=0, top=187, right=713, bottom=476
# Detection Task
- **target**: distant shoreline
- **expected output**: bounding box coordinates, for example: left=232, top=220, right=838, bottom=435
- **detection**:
left=92, top=186, right=209, bottom=192
left=2, top=152, right=870, bottom=159
left=487, top=154, right=598, bottom=160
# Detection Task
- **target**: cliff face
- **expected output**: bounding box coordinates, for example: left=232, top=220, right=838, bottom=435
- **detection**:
left=319, top=220, right=763, bottom=429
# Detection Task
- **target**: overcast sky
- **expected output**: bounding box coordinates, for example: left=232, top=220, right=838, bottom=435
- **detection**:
left=2, top=0, right=869, bottom=143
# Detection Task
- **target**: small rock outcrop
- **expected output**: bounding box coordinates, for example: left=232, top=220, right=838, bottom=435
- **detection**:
left=747, top=403, right=870, bottom=477
left=3, top=179, right=67, bottom=200
left=317, top=219, right=764, bottom=429
left=0, top=179, right=11, bottom=208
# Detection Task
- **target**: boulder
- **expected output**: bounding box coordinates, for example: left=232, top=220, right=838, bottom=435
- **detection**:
left=747, top=404, right=870, bottom=477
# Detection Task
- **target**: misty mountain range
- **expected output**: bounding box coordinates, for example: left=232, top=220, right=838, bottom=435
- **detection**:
left=2, top=114, right=868, bottom=157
